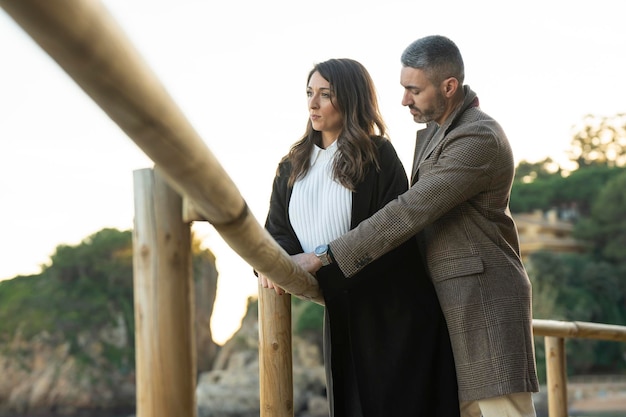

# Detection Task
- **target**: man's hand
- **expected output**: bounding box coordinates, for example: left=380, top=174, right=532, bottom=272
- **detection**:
left=291, top=252, right=323, bottom=274
left=258, top=273, right=286, bottom=295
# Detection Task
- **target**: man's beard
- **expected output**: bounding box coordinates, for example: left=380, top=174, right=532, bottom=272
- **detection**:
left=413, top=91, right=447, bottom=124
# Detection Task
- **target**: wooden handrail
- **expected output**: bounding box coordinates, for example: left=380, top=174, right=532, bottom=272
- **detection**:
left=532, top=319, right=626, bottom=417
left=0, top=0, right=323, bottom=305
left=4, top=4, right=625, bottom=417
left=533, top=319, right=626, bottom=341
left=0, top=2, right=315, bottom=416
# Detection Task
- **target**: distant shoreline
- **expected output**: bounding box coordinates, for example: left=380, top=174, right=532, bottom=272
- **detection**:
left=0, top=409, right=134, bottom=417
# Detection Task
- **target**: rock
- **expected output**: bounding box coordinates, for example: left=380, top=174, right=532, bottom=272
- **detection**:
left=0, top=235, right=331, bottom=417
left=195, top=298, right=329, bottom=417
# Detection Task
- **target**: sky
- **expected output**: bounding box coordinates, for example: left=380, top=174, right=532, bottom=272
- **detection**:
left=1, top=0, right=625, bottom=344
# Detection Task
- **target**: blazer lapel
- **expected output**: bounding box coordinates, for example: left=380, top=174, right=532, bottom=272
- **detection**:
left=411, top=123, right=441, bottom=183
left=410, top=86, right=480, bottom=184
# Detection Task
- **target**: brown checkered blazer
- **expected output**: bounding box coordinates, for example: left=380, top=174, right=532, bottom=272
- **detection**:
left=330, top=86, right=539, bottom=401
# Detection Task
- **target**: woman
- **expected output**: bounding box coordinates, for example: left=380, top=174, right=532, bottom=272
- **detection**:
left=259, top=58, right=459, bottom=417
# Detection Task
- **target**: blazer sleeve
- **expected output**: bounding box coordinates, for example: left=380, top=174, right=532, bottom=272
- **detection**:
left=331, top=120, right=505, bottom=277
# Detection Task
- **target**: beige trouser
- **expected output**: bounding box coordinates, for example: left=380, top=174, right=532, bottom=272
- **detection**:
left=460, top=392, right=536, bottom=417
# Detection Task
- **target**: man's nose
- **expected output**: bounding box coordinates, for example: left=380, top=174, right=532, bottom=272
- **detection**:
left=401, top=91, right=412, bottom=106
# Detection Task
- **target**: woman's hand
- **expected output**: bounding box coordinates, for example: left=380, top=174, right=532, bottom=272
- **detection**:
left=258, top=273, right=286, bottom=295
left=291, top=252, right=323, bottom=274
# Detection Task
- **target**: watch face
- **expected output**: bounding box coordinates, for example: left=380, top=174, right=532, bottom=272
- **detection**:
left=315, top=245, right=327, bottom=255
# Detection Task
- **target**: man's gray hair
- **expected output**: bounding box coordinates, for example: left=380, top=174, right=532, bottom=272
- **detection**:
left=401, top=35, right=465, bottom=85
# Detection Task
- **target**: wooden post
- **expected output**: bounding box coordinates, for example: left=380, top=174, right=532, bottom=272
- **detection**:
left=133, top=168, right=196, bottom=417
left=545, top=336, right=567, bottom=417
left=258, top=287, right=293, bottom=417
left=0, top=0, right=322, bottom=304
left=0, top=3, right=322, bottom=416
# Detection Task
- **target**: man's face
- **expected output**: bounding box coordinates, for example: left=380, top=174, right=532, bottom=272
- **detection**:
left=400, top=66, right=447, bottom=125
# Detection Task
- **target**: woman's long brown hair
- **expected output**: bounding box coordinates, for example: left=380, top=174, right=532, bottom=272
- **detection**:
left=285, top=58, right=387, bottom=191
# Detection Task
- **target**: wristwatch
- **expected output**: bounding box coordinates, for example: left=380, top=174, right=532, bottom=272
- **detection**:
left=314, top=244, right=333, bottom=266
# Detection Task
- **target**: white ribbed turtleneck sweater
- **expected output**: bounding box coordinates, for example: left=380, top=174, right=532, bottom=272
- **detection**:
left=289, top=140, right=352, bottom=253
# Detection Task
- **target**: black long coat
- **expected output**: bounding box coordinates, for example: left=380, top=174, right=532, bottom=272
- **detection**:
left=265, top=137, right=459, bottom=417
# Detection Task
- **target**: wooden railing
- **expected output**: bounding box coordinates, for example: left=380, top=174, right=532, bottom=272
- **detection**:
left=532, top=319, right=626, bottom=417
left=0, top=0, right=323, bottom=305
left=3, top=3, right=625, bottom=417
left=0, top=2, right=319, bottom=416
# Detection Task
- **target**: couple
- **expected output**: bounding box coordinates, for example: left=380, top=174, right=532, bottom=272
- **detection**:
left=258, top=35, right=539, bottom=417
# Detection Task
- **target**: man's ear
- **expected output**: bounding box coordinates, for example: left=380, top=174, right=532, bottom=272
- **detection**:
left=442, top=77, right=459, bottom=98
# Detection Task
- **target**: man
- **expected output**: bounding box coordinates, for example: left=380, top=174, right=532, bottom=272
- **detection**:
left=294, top=35, right=539, bottom=417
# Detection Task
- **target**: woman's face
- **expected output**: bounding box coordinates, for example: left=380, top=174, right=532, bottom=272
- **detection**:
left=307, top=71, right=343, bottom=147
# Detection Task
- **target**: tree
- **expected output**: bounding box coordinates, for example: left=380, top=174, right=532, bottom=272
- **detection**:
left=527, top=251, right=626, bottom=376
left=574, top=170, right=626, bottom=263
left=0, top=227, right=218, bottom=369
left=568, top=113, right=626, bottom=168
left=514, top=157, right=561, bottom=183
left=510, top=165, right=626, bottom=216
left=551, top=165, right=626, bottom=217
left=510, top=174, right=563, bottom=213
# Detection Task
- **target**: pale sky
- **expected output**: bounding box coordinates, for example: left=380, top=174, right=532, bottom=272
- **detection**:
left=1, top=0, right=624, bottom=344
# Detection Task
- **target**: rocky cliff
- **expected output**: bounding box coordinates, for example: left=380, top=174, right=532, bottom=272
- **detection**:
left=0, top=296, right=328, bottom=417
left=0, top=317, right=136, bottom=416
left=0, top=228, right=328, bottom=417
left=195, top=297, right=328, bottom=417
